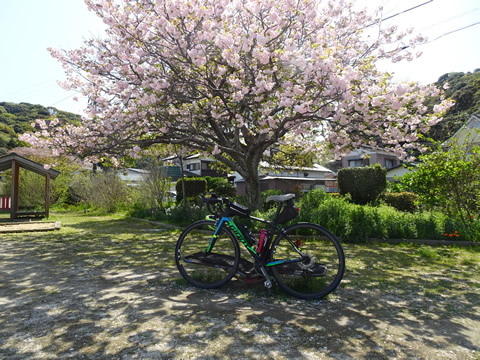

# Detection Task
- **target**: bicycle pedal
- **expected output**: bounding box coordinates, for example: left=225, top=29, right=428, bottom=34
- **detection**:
left=264, top=280, right=272, bottom=289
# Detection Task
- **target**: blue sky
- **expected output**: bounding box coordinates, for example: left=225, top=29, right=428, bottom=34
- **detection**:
left=0, top=0, right=478, bottom=115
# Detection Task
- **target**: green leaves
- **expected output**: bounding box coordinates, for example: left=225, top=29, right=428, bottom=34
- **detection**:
left=400, top=141, right=480, bottom=240
left=338, top=164, right=387, bottom=205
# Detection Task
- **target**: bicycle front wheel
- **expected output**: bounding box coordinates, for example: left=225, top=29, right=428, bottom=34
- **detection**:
left=175, top=220, right=240, bottom=289
left=270, top=223, right=345, bottom=299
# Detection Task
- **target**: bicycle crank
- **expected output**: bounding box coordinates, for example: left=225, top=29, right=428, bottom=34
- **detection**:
left=258, top=264, right=273, bottom=289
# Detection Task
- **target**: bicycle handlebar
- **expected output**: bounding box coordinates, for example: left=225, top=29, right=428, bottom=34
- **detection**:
left=201, top=194, right=229, bottom=217
left=201, top=194, right=252, bottom=218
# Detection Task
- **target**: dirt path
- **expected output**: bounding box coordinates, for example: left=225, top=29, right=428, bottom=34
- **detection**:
left=0, top=221, right=479, bottom=359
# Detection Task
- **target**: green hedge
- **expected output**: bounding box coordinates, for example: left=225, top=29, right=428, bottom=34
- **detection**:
left=338, top=164, right=386, bottom=205
left=383, top=192, right=418, bottom=212
left=203, top=176, right=236, bottom=198
left=297, top=190, right=476, bottom=242
left=176, top=177, right=207, bottom=203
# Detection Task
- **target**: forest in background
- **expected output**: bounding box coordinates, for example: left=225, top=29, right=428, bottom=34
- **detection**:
left=0, top=68, right=479, bottom=156
left=0, top=102, right=80, bottom=155
left=428, top=68, right=480, bottom=141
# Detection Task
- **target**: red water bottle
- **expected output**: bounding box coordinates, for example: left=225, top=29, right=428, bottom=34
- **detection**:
left=257, top=229, right=267, bottom=253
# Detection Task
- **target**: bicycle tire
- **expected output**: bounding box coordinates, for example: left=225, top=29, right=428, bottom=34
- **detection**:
left=270, top=222, right=345, bottom=299
left=175, top=220, right=240, bottom=289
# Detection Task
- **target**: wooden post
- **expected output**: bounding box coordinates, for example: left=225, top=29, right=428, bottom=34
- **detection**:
left=10, top=160, right=19, bottom=220
left=45, top=173, right=50, bottom=219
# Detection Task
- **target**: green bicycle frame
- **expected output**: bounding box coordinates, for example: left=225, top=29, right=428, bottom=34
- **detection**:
left=206, top=217, right=302, bottom=268
left=207, top=217, right=257, bottom=254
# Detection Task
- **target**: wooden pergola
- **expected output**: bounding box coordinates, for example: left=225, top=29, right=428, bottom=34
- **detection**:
left=0, top=152, right=60, bottom=220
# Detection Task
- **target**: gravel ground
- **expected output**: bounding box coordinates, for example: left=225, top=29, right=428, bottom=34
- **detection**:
left=0, top=217, right=479, bottom=359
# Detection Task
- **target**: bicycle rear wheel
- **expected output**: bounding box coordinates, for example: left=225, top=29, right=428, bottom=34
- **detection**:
left=270, top=223, right=345, bottom=299
left=175, top=220, right=240, bottom=289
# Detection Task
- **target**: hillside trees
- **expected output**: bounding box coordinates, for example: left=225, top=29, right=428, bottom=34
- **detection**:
left=21, top=0, right=453, bottom=207
left=428, top=69, right=480, bottom=142
left=0, top=102, right=81, bottom=153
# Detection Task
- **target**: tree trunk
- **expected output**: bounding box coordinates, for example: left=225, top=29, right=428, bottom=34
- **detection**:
left=237, top=153, right=263, bottom=210
left=175, top=146, right=187, bottom=209
left=244, top=173, right=261, bottom=210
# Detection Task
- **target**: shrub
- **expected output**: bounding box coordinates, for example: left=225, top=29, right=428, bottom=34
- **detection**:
left=297, top=190, right=475, bottom=242
left=163, top=204, right=209, bottom=226
left=135, top=167, right=172, bottom=212
left=204, top=176, right=236, bottom=197
left=88, top=171, right=129, bottom=213
left=337, top=164, right=386, bottom=205
left=176, top=177, right=207, bottom=204
left=18, top=169, right=45, bottom=210
left=400, top=141, right=480, bottom=240
left=383, top=192, right=418, bottom=212
left=67, top=171, right=91, bottom=205
left=296, top=189, right=328, bottom=222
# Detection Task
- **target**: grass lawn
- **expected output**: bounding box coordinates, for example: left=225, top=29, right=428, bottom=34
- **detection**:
left=1, top=211, right=479, bottom=359
left=4, top=211, right=480, bottom=301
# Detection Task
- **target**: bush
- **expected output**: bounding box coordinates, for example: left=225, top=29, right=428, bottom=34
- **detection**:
left=88, top=171, right=129, bottom=213
left=204, top=176, right=236, bottom=198
left=67, top=171, right=91, bottom=205
left=337, top=164, right=386, bottom=205
left=176, top=177, right=207, bottom=204
left=400, top=141, right=480, bottom=240
left=141, top=204, right=209, bottom=226
left=383, top=192, right=418, bottom=212
left=296, top=189, right=476, bottom=242
left=135, top=167, right=172, bottom=212
left=18, top=169, right=45, bottom=210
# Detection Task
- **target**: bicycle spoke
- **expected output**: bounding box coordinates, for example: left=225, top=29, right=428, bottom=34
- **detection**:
left=175, top=221, right=239, bottom=289
left=270, top=223, right=345, bottom=299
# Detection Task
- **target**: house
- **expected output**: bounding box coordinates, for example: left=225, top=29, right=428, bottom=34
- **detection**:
left=163, top=154, right=227, bottom=178
left=117, top=168, right=151, bottom=186
left=444, top=113, right=480, bottom=149
left=341, top=147, right=400, bottom=170
left=235, top=163, right=335, bottom=196
left=159, top=166, right=197, bottom=182
left=385, top=114, right=480, bottom=182
left=181, top=154, right=227, bottom=177
left=386, top=163, right=416, bottom=182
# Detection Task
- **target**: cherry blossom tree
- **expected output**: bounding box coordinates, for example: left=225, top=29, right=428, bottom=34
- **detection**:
left=22, top=0, right=453, bottom=207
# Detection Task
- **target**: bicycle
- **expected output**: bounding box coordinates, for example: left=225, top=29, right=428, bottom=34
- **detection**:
left=175, top=194, right=345, bottom=299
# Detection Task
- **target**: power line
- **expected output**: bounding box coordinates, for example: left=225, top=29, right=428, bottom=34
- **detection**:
left=420, top=7, right=480, bottom=32
left=381, top=0, right=434, bottom=23
left=49, top=93, right=78, bottom=107
left=366, top=0, right=434, bottom=28
left=421, top=21, right=480, bottom=44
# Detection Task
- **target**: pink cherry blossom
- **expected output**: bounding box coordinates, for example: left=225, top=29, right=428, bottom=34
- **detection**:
left=23, top=0, right=453, bottom=206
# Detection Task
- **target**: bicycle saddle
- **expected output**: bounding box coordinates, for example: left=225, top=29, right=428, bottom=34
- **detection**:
left=266, top=193, right=295, bottom=203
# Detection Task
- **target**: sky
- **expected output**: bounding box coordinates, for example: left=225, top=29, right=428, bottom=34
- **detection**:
left=0, top=0, right=479, bottom=115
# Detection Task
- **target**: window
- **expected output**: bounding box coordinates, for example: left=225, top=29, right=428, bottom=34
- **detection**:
left=385, top=159, right=396, bottom=170
left=300, top=184, right=313, bottom=192
left=348, top=159, right=363, bottom=167
left=186, top=163, right=200, bottom=171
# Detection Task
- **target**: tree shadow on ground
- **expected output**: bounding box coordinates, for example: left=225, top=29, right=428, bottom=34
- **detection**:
left=0, top=216, right=479, bottom=359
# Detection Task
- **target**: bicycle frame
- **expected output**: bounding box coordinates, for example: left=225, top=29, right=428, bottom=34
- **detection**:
left=206, top=216, right=303, bottom=273
left=207, top=217, right=257, bottom=255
